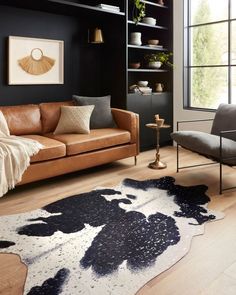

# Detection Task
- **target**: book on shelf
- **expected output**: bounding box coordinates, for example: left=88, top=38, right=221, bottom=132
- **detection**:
left=97, top=4, right=120, bottom=12
left=129, top=86, right=152, bottom=94
left=138, top=87, right=152, bottom=94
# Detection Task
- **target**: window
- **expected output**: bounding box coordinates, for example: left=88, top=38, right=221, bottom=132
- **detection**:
left=184, top=0, right=236, bottom=110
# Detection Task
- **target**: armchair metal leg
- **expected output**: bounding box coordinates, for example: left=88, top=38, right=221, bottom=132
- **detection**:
left=220, top=162, right=223, bottom=195
left=220, top=134, right=223, bottom=195
left=177, top=144, right=179, bottom=173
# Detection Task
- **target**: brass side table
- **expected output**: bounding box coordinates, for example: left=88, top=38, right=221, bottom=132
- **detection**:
left=146, top=123, right=171, bottom=169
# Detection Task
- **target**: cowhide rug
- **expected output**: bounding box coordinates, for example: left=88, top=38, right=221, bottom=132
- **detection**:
left=0, top=177, right=224, bottom=295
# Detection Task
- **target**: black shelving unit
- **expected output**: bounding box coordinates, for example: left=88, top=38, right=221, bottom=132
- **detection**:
left=126, top=0, right=173, bottom=150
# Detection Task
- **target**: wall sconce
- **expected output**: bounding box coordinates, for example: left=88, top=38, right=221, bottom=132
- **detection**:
left=88, top=28, right=104, bottom=44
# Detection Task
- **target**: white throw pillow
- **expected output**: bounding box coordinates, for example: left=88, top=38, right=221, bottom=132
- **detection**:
left=53, top=105, right=94, bottom=135
left=0, top=111, right=10, bottom=136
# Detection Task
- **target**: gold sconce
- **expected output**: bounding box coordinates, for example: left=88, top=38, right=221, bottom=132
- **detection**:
left=88, top=28, right=104, bottom=44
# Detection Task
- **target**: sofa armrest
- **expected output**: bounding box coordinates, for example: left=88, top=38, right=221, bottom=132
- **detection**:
left=111, top=108, right=139, bottom=145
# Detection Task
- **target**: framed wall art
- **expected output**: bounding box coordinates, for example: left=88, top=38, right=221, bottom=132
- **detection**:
left=8, top=36, right=64, bottom=85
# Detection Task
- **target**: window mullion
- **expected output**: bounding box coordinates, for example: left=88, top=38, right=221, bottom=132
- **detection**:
left=228, top=0, right=231, bottom=104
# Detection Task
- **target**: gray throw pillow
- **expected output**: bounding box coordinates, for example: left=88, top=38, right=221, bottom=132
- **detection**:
left=73, top=95, right=116, bottom=129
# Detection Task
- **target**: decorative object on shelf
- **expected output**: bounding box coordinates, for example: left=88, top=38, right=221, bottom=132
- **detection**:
left=146, top=60, right=162, bottom=69
left=96, top=3, right=120, bottom=12
left=155, top=114, right=165, bottom=127
left=89, top=28, right=104, bottom=44
left=130, top=32, right=142, bottom=45
left=147, top=39, right=159, bottom=45
left=138, top=80, right=148, bottom=87
left=155, top=83, right=164, bottom=92
left=145, top=52, right=173, bottom=69
left=129, top=84, right=140, bottom=93
left=132, top=0, right=146, bottom=25
left=142, top=17, right=156, bottom=26
left=8, top=36, right=64, bottom=85
left=146, top=114, right=171, bottom=169
left=157, top=0, right=165, bottom=5
left=129, top=62, right=141, bottom=69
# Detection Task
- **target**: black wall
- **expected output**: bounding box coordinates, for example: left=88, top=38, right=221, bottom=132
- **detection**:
left=0, top=5, right=107, bottom=106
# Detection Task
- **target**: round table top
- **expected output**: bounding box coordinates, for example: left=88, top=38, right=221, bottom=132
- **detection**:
left=145, top=123, right=171, bottom=129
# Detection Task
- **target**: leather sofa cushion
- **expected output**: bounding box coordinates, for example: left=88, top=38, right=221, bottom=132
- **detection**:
left=21, top=135, right=66, bottom=163
left=0, top=104, right=42, bottom=135
left=46, top=128, right=131, bottom=156
left=40, top=101, right=74, bottom=134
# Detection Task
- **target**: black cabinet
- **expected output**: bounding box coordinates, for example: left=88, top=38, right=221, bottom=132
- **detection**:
left=127, top=92, right=172, bottom=150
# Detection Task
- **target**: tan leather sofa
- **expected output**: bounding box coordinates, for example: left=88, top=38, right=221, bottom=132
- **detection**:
left=0, top=101, right=139, bottom=185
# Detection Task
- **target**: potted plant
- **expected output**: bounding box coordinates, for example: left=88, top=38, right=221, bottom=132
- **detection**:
left=144, top=52, right=173, bottom=69
left=132, top=0, right=146, bottom=25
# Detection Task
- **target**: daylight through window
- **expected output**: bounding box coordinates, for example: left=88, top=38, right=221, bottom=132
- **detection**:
left=184, top=0, right=236, bottom=109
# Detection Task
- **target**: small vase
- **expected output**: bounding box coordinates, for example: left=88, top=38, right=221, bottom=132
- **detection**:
left=148, top=61, right=162, bottom=69
left=130, top=32, right=142, bottom=46
left=155, top=83, right=164, bottom=92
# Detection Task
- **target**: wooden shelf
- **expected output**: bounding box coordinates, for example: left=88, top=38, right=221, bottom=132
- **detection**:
left=140, top=0, right=168, bottom=9
left=128, top=91, right=171, bottom=96
left=48, top=0, right=125, bottom=16
left=128, top=68, right=168, bottom=72
left=128, top=20, right=167, bottom=30
left=128, top=44, right=168, bottom=51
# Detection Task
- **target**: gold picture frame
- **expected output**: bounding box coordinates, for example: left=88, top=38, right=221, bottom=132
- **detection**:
left=8, top=36, right=64, bottom=85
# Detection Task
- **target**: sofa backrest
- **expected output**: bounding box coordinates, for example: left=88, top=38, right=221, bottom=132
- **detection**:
left=211, top=103, right=236, bottom=141
left=40, top=101, right=74, bottom=134
left=0, top=104, right=42, bottom=135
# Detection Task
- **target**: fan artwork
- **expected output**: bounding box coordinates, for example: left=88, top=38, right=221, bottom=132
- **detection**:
left=18, top=48, right=55, bottom=75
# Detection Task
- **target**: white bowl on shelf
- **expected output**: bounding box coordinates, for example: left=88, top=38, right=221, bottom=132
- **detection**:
left=138, top=81, right=148, bottom=87
left=142, top=17, right=156, bottom=26
left=148, top=39, right=159, bottom=45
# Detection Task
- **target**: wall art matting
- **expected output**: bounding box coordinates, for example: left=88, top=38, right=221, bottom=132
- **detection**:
left=8, top=36, right=64, bottom=85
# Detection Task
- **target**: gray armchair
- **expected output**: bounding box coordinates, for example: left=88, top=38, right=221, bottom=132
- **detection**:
left=171, top=103, right=236, bottom=194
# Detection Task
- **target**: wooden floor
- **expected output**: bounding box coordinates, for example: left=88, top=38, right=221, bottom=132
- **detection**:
left=0, top=146, right=236, bottom=295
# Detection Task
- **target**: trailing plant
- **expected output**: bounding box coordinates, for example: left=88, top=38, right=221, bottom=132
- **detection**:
left=133, top=0, right=146, bottom=25
left=144, top=52, right=173, bottom=67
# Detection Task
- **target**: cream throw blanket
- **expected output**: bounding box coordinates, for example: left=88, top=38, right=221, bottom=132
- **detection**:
left=0, top=111, right=43, bottom=197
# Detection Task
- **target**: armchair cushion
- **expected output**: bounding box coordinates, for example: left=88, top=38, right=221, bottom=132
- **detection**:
left=171, top=131, right=236, bottom=165
left=211, top=103, right=236, bottom=141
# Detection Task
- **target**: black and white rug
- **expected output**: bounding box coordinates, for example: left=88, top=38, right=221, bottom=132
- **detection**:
left=0, top=177, right=224, bottom=295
